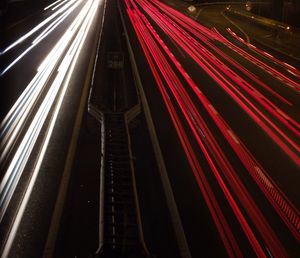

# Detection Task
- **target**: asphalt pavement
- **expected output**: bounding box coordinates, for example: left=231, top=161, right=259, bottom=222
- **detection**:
left=0, top=1, right=106, bottom=257
left=121, top=0, right=300, bottom=257
left=1, top=0, right=299, bottom=257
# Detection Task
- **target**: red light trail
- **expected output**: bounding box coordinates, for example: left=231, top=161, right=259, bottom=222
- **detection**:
left=124, top=0, right=300, bottom=256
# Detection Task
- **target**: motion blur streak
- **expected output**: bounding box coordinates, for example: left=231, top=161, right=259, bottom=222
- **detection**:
left=125, top=0, right=293, bottom=257
left=51, top=0, right=72, bottom=11
left=0, top=0, right=78, bottom=56
left=218, top=28, right=300, bottom=92
left=0, top=0, right=81, bottom=164
left=125, top=3, right=242, bottom=257
left=0, top=0, right=81, bottom=75
left=1, top=0, right=100, bottom=256
left=144, top=1, right=300, bottom=241
left=125, top=0, right=300, bottom=256
left=44, top=0, right=66, bottom=10
left=225, top=27, right=300, bottom=80
left=0, top=0, right=100, bottom=225
left=141, top=0, right=300, bottom=167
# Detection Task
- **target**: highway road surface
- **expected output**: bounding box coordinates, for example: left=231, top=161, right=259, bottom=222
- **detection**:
left=120, top=0, right=300, bottom=257
left=0, top=0, right=106, bottom=257
left=1, top=0, right=300, bottom=257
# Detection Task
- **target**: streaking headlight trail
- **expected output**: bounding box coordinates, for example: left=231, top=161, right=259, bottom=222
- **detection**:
left=0, top=0, right=81, bottom=76
left=0, top=0, right=101, bottom=226
left=0, top=0, right=79, bottom=55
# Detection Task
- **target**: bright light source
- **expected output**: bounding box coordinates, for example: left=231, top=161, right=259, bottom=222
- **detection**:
left=0, top=0, right=101, bottom=226
left=187, top=5, right=196, bottom=13
left=0, top=0, right=78, bottom=55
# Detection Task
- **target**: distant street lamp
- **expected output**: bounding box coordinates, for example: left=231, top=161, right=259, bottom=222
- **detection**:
left=245, top=1, right=252, bottom=11
left=187, top=5, right=196, bottom=13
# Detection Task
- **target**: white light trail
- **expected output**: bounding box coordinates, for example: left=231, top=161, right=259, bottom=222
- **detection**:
left=0, top=0, right=81, bottom=76
left=52, top=0, right=71, bottom=11
left=0, top=46, right=35, bottom=76
left=44, top=0, right=66, bottom=10
left=0, top=0, right=101, bottom=224
left=0, top=2, right=98, bottom=249
left=0, top=0, right=78, bottom=55
left=0, top=0, right=82, bottom=152
left=34, top=2, right=80, bottom=44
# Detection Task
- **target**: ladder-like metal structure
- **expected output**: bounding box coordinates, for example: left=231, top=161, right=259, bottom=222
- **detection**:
left=98, top=113, right=149, bottom=257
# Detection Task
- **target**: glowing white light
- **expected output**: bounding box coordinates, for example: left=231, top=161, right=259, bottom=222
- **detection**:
left=0, top=0, right=81, bottom=74
left=0, top=0, right=101, bottom=225
left=44, top=0, right=65, bottom=10
left=0, top=0, right=78, bottom=55
left=33, top=2, right=80, bottom=45
left=0, top=45, right=34, bottom=76
left=52, top=0, right=71, bottom=11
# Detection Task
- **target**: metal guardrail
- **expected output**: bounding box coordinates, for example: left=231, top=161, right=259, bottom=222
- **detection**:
left=124, top=105, right=149, bottom=254
left=89, top=104, right=105, bottom=255
left=125, top=104, right=141, bottom=123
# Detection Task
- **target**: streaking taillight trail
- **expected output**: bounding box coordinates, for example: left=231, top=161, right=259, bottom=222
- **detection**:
left=124, top=0, right=300, bottom=256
